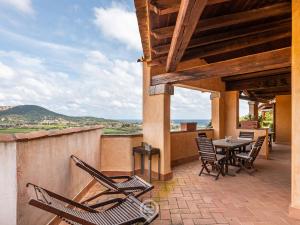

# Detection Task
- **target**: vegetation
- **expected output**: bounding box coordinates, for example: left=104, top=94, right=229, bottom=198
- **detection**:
left=0, top=105, right=142, bottom=135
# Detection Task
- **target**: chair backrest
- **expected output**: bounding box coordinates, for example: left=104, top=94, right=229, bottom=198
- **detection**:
left=239, top=131, right=254, bottom=139
left=195, top=137, right=216, bottom=163
left=198, top=132, right=207, bottom=138
left=71, top=155, right=119, bottom=191
left=248, top=136, right=266, bottom=162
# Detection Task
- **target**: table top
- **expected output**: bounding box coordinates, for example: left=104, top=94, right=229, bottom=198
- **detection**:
left=132, top=146, right=160, bottom=155
left=213, top=139, right=253, bottom=148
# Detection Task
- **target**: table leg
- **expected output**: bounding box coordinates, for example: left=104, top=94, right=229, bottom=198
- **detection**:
left=148, top=154, right=152, bottom=183
left=141, top=154, right=144, bottom=174
left=225, top=148, right=236, bottom=176
left=133, top=152, right=135, bottom=175
left=158, top=153, right=161, bottom=181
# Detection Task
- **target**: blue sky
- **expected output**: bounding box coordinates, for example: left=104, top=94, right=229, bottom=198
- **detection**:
left=0, top=0, right=248, bottom=119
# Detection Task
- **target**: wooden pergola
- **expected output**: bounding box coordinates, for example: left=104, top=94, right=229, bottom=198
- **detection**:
left=135, top=0, right=291, bottom=102
left=134, top=1, right=300, bottom=219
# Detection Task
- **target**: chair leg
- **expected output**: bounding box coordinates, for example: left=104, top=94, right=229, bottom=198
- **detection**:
left=199, top=165, right=205, bottom=176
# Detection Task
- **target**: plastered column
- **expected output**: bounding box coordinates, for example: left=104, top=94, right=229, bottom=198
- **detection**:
left=224, top=91, right=240, bottom=137
left=290, top=0, right=300, bottom=219
left=211, top=92, right=225, bottom=139
left=142, top=62, right=172, bottom=180
left=248, top=101, right=258, bottom=120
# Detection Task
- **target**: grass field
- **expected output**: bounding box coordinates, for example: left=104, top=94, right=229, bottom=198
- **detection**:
left=0, top=128, right=40, bottom=134
left=0, top=127, right=142, bottom=135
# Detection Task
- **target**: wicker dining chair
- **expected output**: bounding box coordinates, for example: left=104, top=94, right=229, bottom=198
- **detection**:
left=236, top=136, right=266, bottom=175
left=195, top=137, right=226, bottom=180
left=198, top=132, right=207, bottom=138
left=27, top=183, right=158, bottom=225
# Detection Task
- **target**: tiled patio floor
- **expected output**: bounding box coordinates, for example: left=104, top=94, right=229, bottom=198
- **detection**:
left=62, top=144, right=300, bottom=225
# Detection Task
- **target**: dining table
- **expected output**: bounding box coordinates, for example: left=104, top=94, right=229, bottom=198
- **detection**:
left=213, top=138, right=254, bottom=176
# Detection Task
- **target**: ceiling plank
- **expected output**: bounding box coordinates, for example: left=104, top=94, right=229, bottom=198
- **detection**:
left=151, top=2, right=291, bottom=40
left=222, top=67, right=291, bottom=81
left=152, top=19, right=290, bottom=55
left=183, top=29, right=290, bottom=61
left=166, top=0, right=207, bottom=72
left=149, top=0, right=229, bottom=16
left=151, top=47, right=291, bottom=85
left=225, top=73, right=291, bottom=91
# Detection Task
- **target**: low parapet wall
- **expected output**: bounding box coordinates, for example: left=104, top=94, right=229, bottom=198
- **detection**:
left=0, top=126, right=102, bottom=225
left=171, top=129, right=214, bottom=166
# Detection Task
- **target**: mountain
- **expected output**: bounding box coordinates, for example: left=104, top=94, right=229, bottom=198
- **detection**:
left=0, top=105, right=111, bottom=124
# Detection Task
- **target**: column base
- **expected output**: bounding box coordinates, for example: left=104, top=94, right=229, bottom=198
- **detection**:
left=289, top=205, right=300, bottom=220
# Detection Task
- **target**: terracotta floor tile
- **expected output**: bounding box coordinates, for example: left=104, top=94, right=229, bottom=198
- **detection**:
left=59, top=144, right=300, bottom=225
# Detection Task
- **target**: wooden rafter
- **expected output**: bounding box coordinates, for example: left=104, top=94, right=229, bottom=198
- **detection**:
left=149, top=0, right=229, bottom=16
left=151, top=47, right=291, bottom=85
left=152, top=19, right=290, bottom=55
left=166, top=0, right=207, bottom=72
left=225, top=73, right=291, bottom=91
left=182, top=28, right=290, bottom=61
left=222, top=67, right=291, bottom=82
left=151, top=2, right=291, bottom=40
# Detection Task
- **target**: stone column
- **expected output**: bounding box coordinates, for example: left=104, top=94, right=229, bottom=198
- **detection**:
left=142, top=62, right=172, bottom=180
left=248, top=101, right=258, bottom=120
left=211, top=92, right=225, bottom=139
left=290, top=0, right=300, bottom=219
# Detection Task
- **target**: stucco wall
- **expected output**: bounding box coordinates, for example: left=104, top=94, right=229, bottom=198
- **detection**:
left=0, top=142, right=17, bottom=225
left=276, top=95, right=291, bottom=144
left=0, top=127, right=102, bottom=225
left=101, top=134, right=143, bottom=173
left=171, top=129, right=214, bottom=166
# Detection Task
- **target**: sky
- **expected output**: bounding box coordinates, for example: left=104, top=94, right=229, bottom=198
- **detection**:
left=0, top=0, right=246, bottom=120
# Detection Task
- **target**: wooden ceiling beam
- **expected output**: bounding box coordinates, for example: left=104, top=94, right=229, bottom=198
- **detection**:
left=151, top=47, right=291, bottom=85
left=152, top=19, right=290, bottom=55
left=239, top=95, right=270, bottom=103
left=182, top=28, right=291, bottom=61
left=151, top=2, right=291, bottom=40
left=222, top=67, right=291, bottom=82
left=166, top=0, right=207, bottom=72
left=149, top=0, right=229, bottom=16
left=225, top=73, right=291, bottom=91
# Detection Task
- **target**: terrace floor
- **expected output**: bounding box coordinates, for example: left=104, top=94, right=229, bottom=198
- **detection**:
left=62, top=144, right=299, bottom=225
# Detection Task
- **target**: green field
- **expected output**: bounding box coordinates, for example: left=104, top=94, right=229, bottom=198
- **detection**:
left=0, top=128, right=40, bottom=134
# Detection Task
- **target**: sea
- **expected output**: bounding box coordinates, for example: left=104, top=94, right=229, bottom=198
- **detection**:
left=120, top=119, right=211, bottom=128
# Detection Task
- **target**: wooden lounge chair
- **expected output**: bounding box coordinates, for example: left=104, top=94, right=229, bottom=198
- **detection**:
left=195, top=137, right=226, bottom=180
left=235, top=136, right=266, bottom=175
left=27, top=183, right=158, bottom=225
left=71, top=155, right=153, bottom=204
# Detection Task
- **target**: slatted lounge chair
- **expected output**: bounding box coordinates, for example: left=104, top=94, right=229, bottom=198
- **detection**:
left=195, top=137, right=226, bottom=180
left=71, top=155, right=153, bottom=204
left=27, top=183, right=158, bottom=225
left=235, top=136, right=266, bottom=175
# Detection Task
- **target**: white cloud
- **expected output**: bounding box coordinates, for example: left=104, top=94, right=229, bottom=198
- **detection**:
left=0, top=50, right=142, bottom=119
left=0, top=0, right=34, bottom=14
left=93, top=5, right=141, bottom=50
left=171, top=88, right=212, bottom=120
left=0, top=62, right=15, bottom=78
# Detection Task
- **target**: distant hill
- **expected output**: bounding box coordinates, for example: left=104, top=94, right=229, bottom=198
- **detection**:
left=0, top=105, right=112, bottom=124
